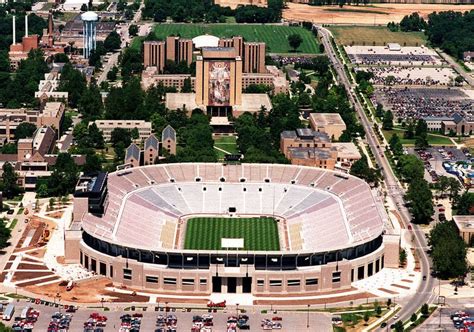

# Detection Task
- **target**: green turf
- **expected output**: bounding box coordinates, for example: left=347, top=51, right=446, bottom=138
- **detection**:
left=150, top=24, right=320, bottom=54
left=383, top=128, right=454, bottom=146
left=184, top=217, right=280, bottom=251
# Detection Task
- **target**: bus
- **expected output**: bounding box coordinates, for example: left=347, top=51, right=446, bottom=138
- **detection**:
left=3, top=303, right=15, bottom=320
left=20, top=306, right=31, bottom=319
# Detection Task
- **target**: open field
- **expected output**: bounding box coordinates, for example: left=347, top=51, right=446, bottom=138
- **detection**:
left=151, top=24, right=320, bottom=54
left=184, top=217, right=280, bottom=250
left=331, top=26, right=427, bottom=46
left=383, top=128, right=453, bottom=146
left=283, top=3, right=474, bottom=25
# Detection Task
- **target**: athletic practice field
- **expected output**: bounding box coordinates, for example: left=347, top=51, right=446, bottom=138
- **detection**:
left=184, top=217, right=280, bottom=251
left=329, top=26, right=427, bottom=47
left=151, top=24, right=320, bottom=54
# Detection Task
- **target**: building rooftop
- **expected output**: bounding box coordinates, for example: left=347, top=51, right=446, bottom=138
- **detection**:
left=145, top=134, right=159, bottom=150
left=453, top=215, right=474, bottom=232
left=162, top=125, right=176, bottom=142
left=288, top=147, right=335, bottom=160
left=310, top=113, right=346, bottom=126
left=192, top=35, right=220, bottom=49
left=125, top=143, right=140, bottom=161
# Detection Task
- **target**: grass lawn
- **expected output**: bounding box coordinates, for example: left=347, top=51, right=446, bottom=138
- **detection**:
left=383, top=128, right=453, bottom=146
left=184, top=217, right=280, bottom=250
left=150, top=24, right=320, bottom=54
left=214, top=136, right=238, bottom=153
left=329, top=26, right=427, bottom=47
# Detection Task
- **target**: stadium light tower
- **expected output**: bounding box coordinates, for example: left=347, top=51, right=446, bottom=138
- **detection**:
left=81, top=11, right=98, bottom=59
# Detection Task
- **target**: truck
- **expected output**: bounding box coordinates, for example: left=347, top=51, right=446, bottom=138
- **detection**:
left=20, top=305, right=31, bottom=319
left=3, top=303, right=15, bottom=320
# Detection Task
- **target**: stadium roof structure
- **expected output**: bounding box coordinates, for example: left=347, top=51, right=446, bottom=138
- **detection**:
left=82, top=163, right=386, bottom=254
left=192, top=35, right=219, bottom=49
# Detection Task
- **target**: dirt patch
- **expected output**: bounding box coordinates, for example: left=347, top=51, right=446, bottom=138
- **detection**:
left=17, top=263, right=50, bottom=271
left=12, top=271, right=54, bottom=282
left=16, top=276, right=61, bottom=287
left=254, top=292, right=376, bottom=305
left=4, top=262, right=12, bottom=270
left=102, top=291, right=149, bottom=303
left=56, top=256, right=65, bottom=264
left=28, top=248, right=46, bottom=258
left=283, top=3, right=474, bottom=25
left=391, top=283, right=410, bottom=290
left=378, top=287, right=398, bottom=294
left=46, top=211, right=64, bottom=219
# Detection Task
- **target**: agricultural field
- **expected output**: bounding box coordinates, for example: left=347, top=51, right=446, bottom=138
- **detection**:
left=149, top=24, right=320, bottom=54
left=330, top=26, right=427, bottom=47
left=184, top=217, right=280, bottom=250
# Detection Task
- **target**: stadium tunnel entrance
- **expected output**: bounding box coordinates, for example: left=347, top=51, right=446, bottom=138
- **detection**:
left=212, top=276, right=252, bottom=294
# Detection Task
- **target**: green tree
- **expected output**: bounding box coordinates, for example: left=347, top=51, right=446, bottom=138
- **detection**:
left=398, top=154, right=424, bottom=182
left=375, top=305, right=382, bottom=317
left=429, top=221, right=467, bottom=279
left=415, top=134, right=429, bottom=150
left=83, top=152, right=103, bottom=174
left=1, top=143, right=17, bottom=154
left=130, top=127, right=139, bottom=140
left=382, top=110, right=394, bottom=130
left=453, top=191, right=474, bottom=215
left=104, top=31, right=121, bottom=51
left=78, top=84, right=103, bottom=121
left=36, top=183, right=49, bottom=197
left=0, top=219, right=12, bottom=250
left=363, top=311, right=369, bottom=325
left=375, top=103, right=384, bottom=118
left=46, top=153, right=79, bottom=196
left=389, top=134, right=403, bottom=156
left=411, top=313, right=417, bottom=322
left=399, top=249, right=407, bottom=266
left=415, top=119, right=428, bottom=137
left=181, top=77, right=193, bottom=93
left=447, top=177, right=462, bottom=202
left=107, top=66, right=118, bottom=81
left=110, top=128, right=132, bottom=148
left=405, top=178, right=434, bottom=224
left=1, top=163, right=20, bottom=199
left=420, top=303, right=429, bottom=316
left=128, top=24, right=139, bottom=37
left=394, top=320, right=404, bottom=332
left=288, top=33, right=303, bottom=52
left=14, top=122, right=37, bottom=140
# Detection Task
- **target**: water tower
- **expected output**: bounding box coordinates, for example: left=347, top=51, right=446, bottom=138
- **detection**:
left=81, top=11, right=98, bottom=59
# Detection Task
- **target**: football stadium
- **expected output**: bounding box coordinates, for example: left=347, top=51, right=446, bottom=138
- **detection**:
left=66, top=163, right=399, bottom=298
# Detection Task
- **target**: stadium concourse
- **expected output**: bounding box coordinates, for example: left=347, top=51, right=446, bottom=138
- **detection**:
left=63, top=163, right=404, bottom=304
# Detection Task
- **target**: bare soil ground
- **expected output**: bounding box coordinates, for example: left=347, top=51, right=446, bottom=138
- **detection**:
left=283, top=3, right=474, bottom=25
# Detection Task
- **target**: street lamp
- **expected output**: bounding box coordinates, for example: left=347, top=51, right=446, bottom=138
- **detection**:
left=306, top=304, right=310, bottom=328
left=236, top=303, right=239, bottom=317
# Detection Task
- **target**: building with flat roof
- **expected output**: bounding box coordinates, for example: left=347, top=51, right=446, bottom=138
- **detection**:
left=92, top=120, right=152, bottom=141
left=0, top=102, right=65, bottom=142
left=309, top=113, right=347, bottom=140
left=143, top=36, right=193, bottom=71
left=453, top=215, right=474, bottom=245
left=141, top=67, right=195, bottom=91
left=280, top=129, right=360, bottom=170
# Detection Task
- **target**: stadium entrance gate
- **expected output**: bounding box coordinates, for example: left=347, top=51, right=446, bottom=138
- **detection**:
left=212, top=277, right=252, bottom=293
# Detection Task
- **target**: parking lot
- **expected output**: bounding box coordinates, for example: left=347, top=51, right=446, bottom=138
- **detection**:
left=417, top=308, right=474, bottom=332
left=4, top=300, right=332, bottom=331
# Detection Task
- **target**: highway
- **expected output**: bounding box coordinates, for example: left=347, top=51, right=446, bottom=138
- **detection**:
left=316, top=25, right=437, bottom=327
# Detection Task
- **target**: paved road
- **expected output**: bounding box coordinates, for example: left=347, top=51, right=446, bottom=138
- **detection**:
left=316, top=25, right=437, bottom=327
left=437, top=48, right=474, bottom=87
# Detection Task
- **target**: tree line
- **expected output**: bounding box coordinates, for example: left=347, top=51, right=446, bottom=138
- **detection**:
left=142, top=0, right=283, bottom=23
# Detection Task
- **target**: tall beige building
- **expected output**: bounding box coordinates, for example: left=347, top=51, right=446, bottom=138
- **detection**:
left=219, top=37, right=266, bottom=74
left=143, top=37, right=193, bottom=72
left=195, top=47, right=242, bottom=117
left=143, top=41, right=165, bottom=72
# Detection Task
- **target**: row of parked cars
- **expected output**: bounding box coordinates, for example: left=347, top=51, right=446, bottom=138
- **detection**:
left=83, top=312, right=107, bottom=332
left=451, top=311, right=474, bottom=331
left=11, top=306, right=40, bottom=332
left=156, top=314, right=177, bottom=332
left=191, top=313, right=213, bottom=331
left=261, top=317, right=282, bottom=330
left=47, top=312, right=72, bottom=332
left=119, top=313, right=142, bottom=332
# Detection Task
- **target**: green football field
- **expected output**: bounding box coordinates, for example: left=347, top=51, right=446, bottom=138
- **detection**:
left=150, top=24, right=320, bottom=54
left=184, top=217, right=280, bottom=251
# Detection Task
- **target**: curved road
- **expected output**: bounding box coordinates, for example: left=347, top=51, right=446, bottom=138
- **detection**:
left=316, top=25, right=437, bottom=327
